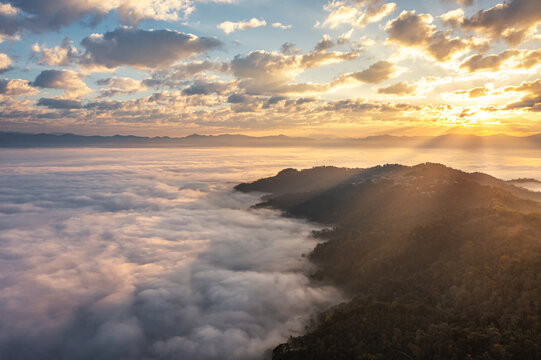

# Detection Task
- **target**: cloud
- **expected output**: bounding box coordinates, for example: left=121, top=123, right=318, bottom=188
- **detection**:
left=280, top=43, right=300, bottom=55
left=218, top=18, right=267, bottom=34
left=144, top=61, right=227, bottom=88
left=349, top=60, right=397, bottom=83
left=314, top=34, right=336, bottom=52
left=0, top=151, right=342, bottom=360
left=230, top=44, right=361, bottom=95
left=385, top=10, right=474, bottom=61
left=321, top=97, right=421, bottom=113
left=0, top=3, right=21, bottom=42
left=37, top=97, right=83, bottom=109
left=3, top=0, right=232, bottom=32
left=443, top=0, right=474, bottom=6
left=0, top=78, right=37, bottom=96
left=181, top=79, right=232, bottom=95
left=31, top=37, right=78, bottom=66
left=32, top=69, right=91, bottom=98
left=505, top=79, right=541, bottom=112
left=460, top=0, right=541, bottom=45
left=272, top=22, right=292, bottom=30
left=97, top=77, right=146, bottom=97
left=460, top=48, right=541, bottom=72
left=317, top=0, right=397, bottom=29
left=378, top=81, right=416, bottom=95
left=453, top=86, right=489, bottom=98
left=80, top=27, right=222, bottom=69
left=0, top=53, right=12, bottom=73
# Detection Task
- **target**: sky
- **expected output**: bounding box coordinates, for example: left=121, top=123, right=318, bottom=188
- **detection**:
left=0, top=0, right=540, bottom=137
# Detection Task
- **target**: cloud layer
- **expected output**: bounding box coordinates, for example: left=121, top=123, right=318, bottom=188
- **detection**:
left=0, top=149, right=342, bottom=360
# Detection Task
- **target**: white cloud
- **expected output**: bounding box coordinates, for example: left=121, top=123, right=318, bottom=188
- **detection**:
left=0, top=149, right=343, bottom=360
left=272, top=22, right=292, bottom=30
left=218, top=18, right=267, bottom=34
left=0, top=53, right=11, bottom=72
left=317, top=0, right=396, bottom=29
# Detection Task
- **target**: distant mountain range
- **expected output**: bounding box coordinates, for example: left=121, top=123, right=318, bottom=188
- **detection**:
left=1, top=131, right=541, bottom=148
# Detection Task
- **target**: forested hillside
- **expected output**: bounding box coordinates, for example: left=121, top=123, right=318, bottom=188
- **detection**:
left=236, top=163, right=541, bottom=360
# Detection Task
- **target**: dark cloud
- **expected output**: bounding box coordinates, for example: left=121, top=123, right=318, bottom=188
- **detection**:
left=32, top=69, right=90, bottom=98
left=227, top=94, right=249, bottom=103
left=460, top=50, right=520, bottom=72
left=182, top=80, right=231, bottom=96
left=0, top=151, right=342, bottom=360
left=505, top=79, right=541, bottom=112
left=280, top=42, right=299, bottom=55
left=80, top=27, right=222, bottom=69
left=314, top=35, right=335, bottom=52
left=378, top=81, right=416, bottom=95
left=321, top=97, right=421, bottom=112
left=460, top=48, right=541, bottom=72
left=37, top=97, right=83, bottom=109
left=350, top=60, right=396, bottom=83
left=0, top=3, right=22, bottom=40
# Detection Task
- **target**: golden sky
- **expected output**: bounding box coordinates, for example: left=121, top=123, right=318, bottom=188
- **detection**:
left=0, top=0, right=540, bottom=137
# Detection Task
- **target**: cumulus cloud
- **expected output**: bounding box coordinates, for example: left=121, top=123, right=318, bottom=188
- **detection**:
left=460, top=0, right=541, bottom=45
left=317, top=0, right=397, bottom=29
left=3, top=0, right=234, bottom=33
left=378, top=81, right=416, bottom=95
left=321, top=97, right=421, bottom=112
left=32, top=69, right=91, bottom=98
left=0, top=53, right=12, bottom=73
left=144, top=60, right=227, bottom=89
left=453, top=86, right=489, bottom=98
left=218, top=18, right=267, bottom=34
left=443, top=0, right=474, bottom=7
left=0, top=78, right=37, bottom=96
left=181, top=79, right=232, bottom=95
left=272, top=22, right=292, bottom=30
left=505, top=79, right=541, bottom=112
left=230, top=44, right=361, bottom=95
left=460, top=48, right=541, bottom=72
left=460, top=50, right=519, bottom=72
left=385, top=10, right=476, bottom=61
left=0, top=150, right=342, bottom=360
left=349, top=60, right=397, bottom=83
left=80, top=27, right=222, bottom=69
left=0, top=3, right=21, bottom=42
left=97, top=76, right=146, bottom=97
left=31, top=37, right=78, bottom=66
left=37, top=97, right=83, bottom=109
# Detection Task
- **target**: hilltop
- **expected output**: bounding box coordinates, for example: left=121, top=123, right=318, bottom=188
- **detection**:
left=236, top=163, right=541, bottom=360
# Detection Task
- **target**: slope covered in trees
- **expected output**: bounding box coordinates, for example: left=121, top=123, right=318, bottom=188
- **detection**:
left=236, top=163, right=541, bottom=360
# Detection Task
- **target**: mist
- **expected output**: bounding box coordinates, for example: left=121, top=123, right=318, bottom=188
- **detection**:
left=0, top=148, right=345, bottom=360
left=1, top=147, right=540, bottom=360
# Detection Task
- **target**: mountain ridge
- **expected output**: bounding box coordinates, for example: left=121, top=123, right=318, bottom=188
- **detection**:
left=2, top=131, right=541, bottom=148
left=236, top=163, right=541, bottom=360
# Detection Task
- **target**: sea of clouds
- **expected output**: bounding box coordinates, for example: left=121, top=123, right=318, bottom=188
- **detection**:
left=0, top=148, right=345, bottom=360
left=1, top=146, right=539, bottom=360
